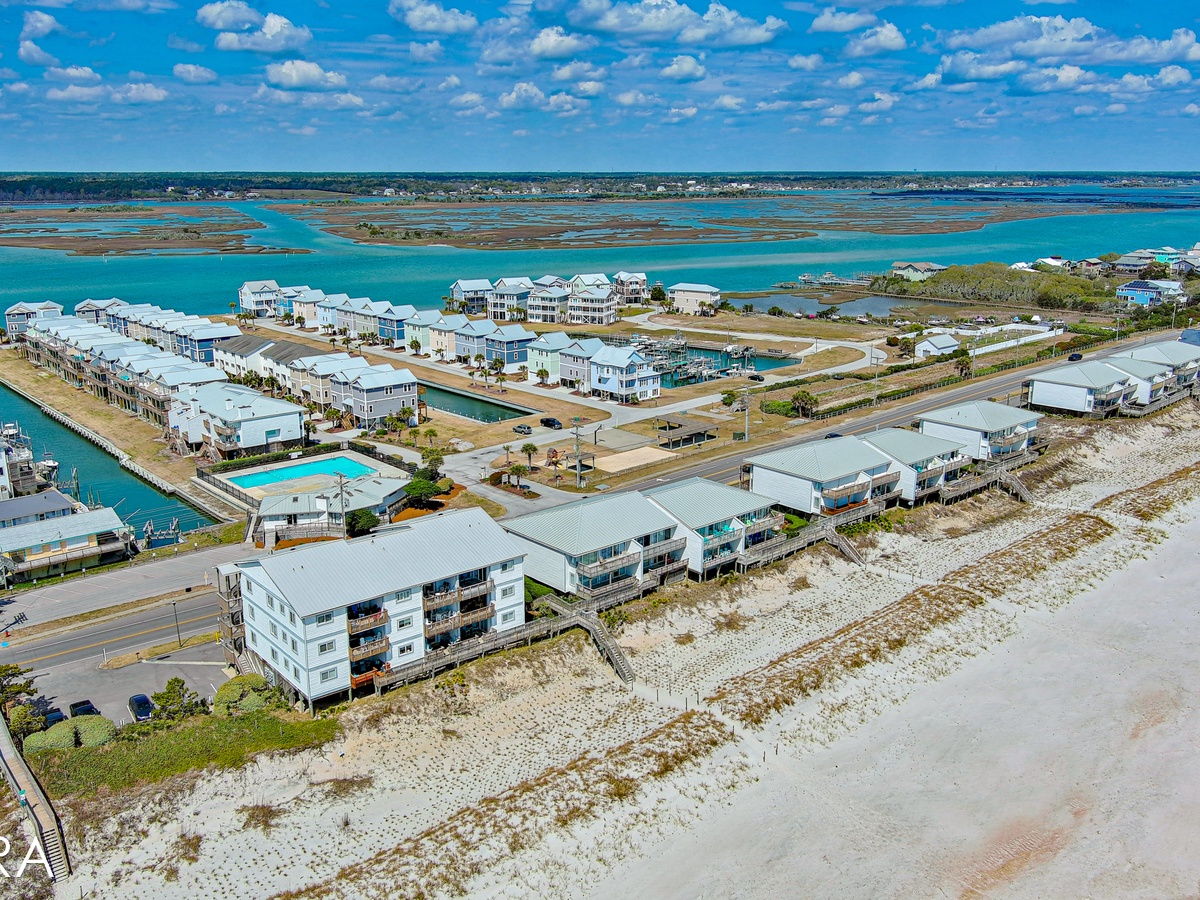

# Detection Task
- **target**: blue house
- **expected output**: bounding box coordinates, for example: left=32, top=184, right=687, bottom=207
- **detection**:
left=454, top=319, right=498, bottom=363
left=449, top=279, right=494, bottom=315
left=5, top=301, right=63, bottom=336
left=1117, top=279, right=1185, bottom=306
left=377, top=303, right=416, bottom=346
left=485, top=324, right=536, bottom=372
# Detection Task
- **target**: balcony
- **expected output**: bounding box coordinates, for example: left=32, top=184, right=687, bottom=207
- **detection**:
left=349, top=636, right=390, bottom=662
left=742, top=513, right=786, bottom=534
left=1095, top=385, right=1130, bottom=402
left=422, top=578, right=494, bottom=611
left=989, top=431, right=1026, bottom=449
left=350, top=670, right=378, bottom=690
left=576, top=550, right=641, bottom=580
left=821, top=479, right=868, bottom=501
left=217, top=613, right=244, bottom=640
left=871, top=471, right=900, bottom=490
left=213, top=421, right=238, bottom=437
left=942, top=456, right=969, bottom=474
left=424, top=604, right=495, bottom=639
left=574, top=578, right=642, bottom=606
left=642, top=536, right=687, bottom=558
left=347, top=608, right=388, bottom=636
left=701, top=528, right=742, bottom=547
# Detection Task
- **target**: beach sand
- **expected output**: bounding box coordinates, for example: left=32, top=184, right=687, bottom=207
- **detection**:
left=55, top=407, right=1200, bottom=899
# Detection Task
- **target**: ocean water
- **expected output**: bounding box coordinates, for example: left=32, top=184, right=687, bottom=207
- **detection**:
left=1, top=191, right=1197, bottom=318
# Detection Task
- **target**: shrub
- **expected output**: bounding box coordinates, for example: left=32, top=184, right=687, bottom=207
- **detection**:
left=487, top=472, right=504, bottom=486
left=214, top=674, right=277, bottom=717
left=25, top=720, right=77, bottom=753
left=240, top=692, right=267, bottom=712
left=761, top=400, right=797, bottom=417
left=436, top=477, right=454, bottom=493
left=75, top=716, right=117, bottom=747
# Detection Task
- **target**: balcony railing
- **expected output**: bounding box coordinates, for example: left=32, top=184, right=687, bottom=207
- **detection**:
left=422, top=578, right=494, bottom=611
left=217, top=613, right=244, bottom=640
left=642, top=536, right=687, bottom=558
left=574, top=578, right=642, bottom=606
left=742, top=513, right=786, bottom=533
left=576, top=550, right=641, bottom=579
left=871, top=471, right=900, bottom=489
left=821, top=479, right=868, bottom=501
left=213, top=422, right=238, bottom=437
left=701, top=528, right=741, bottom=547
left=350, top=671, right=378, bottom=690
left=347, top=608, right=388, bottom=635
left=989, top=431, right=1026, bottom=448
left=424, top=604, right=495, bottom=638
left=349, top=636, right=390, bottom=662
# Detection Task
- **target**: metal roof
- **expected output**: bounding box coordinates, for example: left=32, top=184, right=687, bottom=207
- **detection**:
left=747, top=435, right=893, bottom=483
left=861, top=428, right=965, bottom=467
left=920, top=399, right=1043, bottom=432
left=257, top=476, right=410, bottom=516
left=238, top=508, right=524, bottom=617
left=669, top=282, right=720, bottom=293
left=174, top=382, right=301, bottom=421
left=431, top=314, right=469, bottom=331
left=259, top=340, right=320, bottom=366
left=0, top=490, right=77, bottom=526
left=528, top=331, right=574, bottom=351
left=1103, top=357, right=1172, bottom=381
left=919, top=333, right=960, bottom=350
left=590, top=345, right=645, bottom=367
left=451, top=279, right=494, bottom=291
left=1030, top=361, right=1130, bottom=389
left=1113, top=340, right=1200, bottom=367
left=503, top=492, right=677, bottom=556
left=336, top=365, right=417, bottom=390
left=0, top=507, right=127, bottom=553
left=562, top=338, right=607, bottom=358
left=642, top=478, right=773, bottom=530
left=455, top=320, right=499, bottom=338
left=215, top=335, right=274, bottom=357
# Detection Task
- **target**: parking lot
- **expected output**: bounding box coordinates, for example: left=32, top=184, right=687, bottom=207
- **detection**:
left=28, top=642, right=231, bottom=728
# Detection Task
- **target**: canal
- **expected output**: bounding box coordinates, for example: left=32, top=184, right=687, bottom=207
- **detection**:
left=419, top=382, right=538, bottom=423
left=0, top=383, right=212, bottom=534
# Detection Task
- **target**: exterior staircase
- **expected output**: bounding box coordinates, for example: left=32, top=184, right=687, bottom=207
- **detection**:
left=825, top=528, right=866, bottom=566
left=998, top=470, right=1033, bottom=504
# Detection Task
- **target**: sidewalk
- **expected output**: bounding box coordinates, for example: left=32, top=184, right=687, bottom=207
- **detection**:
left=0, top=543, right=262, bottom=629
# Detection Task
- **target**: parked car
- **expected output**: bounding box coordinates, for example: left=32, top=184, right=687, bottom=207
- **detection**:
left=1068, top=352, right=1083, bottom=361
left=127, top=694, right=154, bottom=723
left=68, top=700, right=99, bottom=718
left=747, top=373, right=765, bottom=382
left=43, top=708, right=65, bottom=727
left=512, top=423, right=532, bottom=435
left=540, top=417, right=563, bottom=430
left=824, top=432, right=844, bottom=440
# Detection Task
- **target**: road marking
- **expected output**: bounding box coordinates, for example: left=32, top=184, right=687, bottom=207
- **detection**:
left=16, top=613, right=217, bottom=665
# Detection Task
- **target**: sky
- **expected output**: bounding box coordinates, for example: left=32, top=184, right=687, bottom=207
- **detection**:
left=0, top=0, right=1199, bottom=172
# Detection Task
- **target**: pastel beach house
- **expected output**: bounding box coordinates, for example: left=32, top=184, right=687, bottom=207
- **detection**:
left=918, top=400, right=1043, bottom=460
left=449, top=279, right=494, bottom=315
left=861, top=428, right=970, bottom=505
left=527, top=331, right=574, bottom=384
left=1026, top=362, right=1135, bottom=416
left=667, top=283, right=721, bottom=316
left=587, top=346, right=661, bottom=402
left=745, top=435, right=900, bottom=516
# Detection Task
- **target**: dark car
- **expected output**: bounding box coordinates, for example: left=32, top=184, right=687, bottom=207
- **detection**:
left=1068, top=352, right=1084, bottom=361
left=824, top=432, right=844, bottom=440
left=128, top=694, right=154, bottom=723
left=512, top=423, right=532, bottom=435
left=43, top=708, right=66, bottom=727
left=540, top=417, right=563, bottom=430
left=747, top=373, right=765, bottom=382
left=69, top=700, right=99, bottom=718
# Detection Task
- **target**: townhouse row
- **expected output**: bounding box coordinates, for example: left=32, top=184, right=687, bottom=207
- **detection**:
left=1025, top=340, right=1200, bottom=416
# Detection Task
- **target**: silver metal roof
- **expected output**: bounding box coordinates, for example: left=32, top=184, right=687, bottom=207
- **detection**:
left=0, top=507, right=127, bottom=553
left=642, top=478, right=773, bottom=529
left=747, top=435, right=893, bottom=483
left=861, top=428, right=965, bottom=466
left=1103, top=357, right=1172, bottom=381
left=920, top=399, right=1043, bottom=433
left=1112, top=340, right=1200, bottom=367
left=238, top=508, right=524, bottom=617
left=1029, top=361, right=1130, bottom=389
left=503, top=492, right=677, bottom=556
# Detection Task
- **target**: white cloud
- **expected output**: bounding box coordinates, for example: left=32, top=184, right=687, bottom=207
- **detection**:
left=946, top=15, right=1200, bottom=65
left=1073, top=104, right=1096, bottom=116
left=0, top=69, right=19, bottom=81
left=1017, top=63, right=1095, bottom=92
left=552, top=60, right=606, bottom=81
left=845, top=21, right=905, bottom=57
left=834, top=70, right=865, bottom=88
left=1156, top=65, right=1192, bottom=87
left=796, top=97, right=827, bottom=109
left=498, top=81, right=546, bottom=108
left=907, top=72, right=941, bottom=90
left=857, top=91, right=897, bottom=112
left=661, top=54, right=705, bottom=81
left=251, top=85, right=364, bottom=108
left=546, top=91, right=587, bottom=115
left=711, top=93, right=743, bottom=110
left=825, top=103, right=850, bottom=116
left=45, top=84, right=105, bottom=102
left=44, top=66, right=101, bottom=83
left=1183, top=102, right=1200, bottom=116
left=1105, top=102, right=1127, bottom=114
left=197, top=1, right=263, bottom=31
left=817, top=116, right=841, bottom=126
left=168, top=35, right=206, bottom=53
left=438, top=74, right=461, bottom=90
left=173, top=63, right=217, bottom=84
left=575, top=80, right=605, bottom=95
left=754, top=99, right=791, bottom=111
left=367, top=74, right=422, bottom=92
left=289, top=124, right=318, bottom=136
left=809, top=8, right=876, bottom=34
left=568, top=0, right=787, bottom=48
left=615, top=88, right=657, bottom=106
left=18, top=42, right=59, bottom=67
left=529, top=26, right=595, bottom=58
left=20, top=11, right=62, bottom=41
left=663, top=105, right=696, bottom=121
left=112, top=82, right=168, bottom=103
left=937, top=51, right=1027, bottom=83
left=266, top=60, right=347, bottom=90
left=409, top=40, right=443, bottom=61
left=449, top=90, right=484, bottom=106
left=388, top=0, right=478, bottom=35
left=787, top=53, right=822, bottom=71
left=215, top=14, right=311, bottom=52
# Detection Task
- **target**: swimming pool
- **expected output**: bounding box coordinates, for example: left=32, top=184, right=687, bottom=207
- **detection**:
left=228, top=455, right=378, bottom=489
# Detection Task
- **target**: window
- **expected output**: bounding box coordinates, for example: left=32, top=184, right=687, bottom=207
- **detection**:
left=502, top=611, right=516, bottom=624
left=270, top=648, right=278, bottom=662
left=315, top=612, right=333, bottom=626
left=501, top=585, right=515, bottom=599
left=292, top=664, right=300, bottom=678
left=270, top=623, right=277, bottom=637
left=289, top=611, right=296, bottom=625
left=268, top=596, right=274, bottom=610
left=248, top=606, right=255, bottom=620
left=319, top=640, right=335, bottom=654
left=320, top=667, right=338, bottom=683
left=396, top=615, right=413, bottom=630
left=500, top=560, right=512, bottom=572
left=395, top=642, right=414, bottom=656
left=290, top=638, right=298, bottom=653
left=397, top=588, right=411, bottom=600
left=250, top=632, right=257, bottom=645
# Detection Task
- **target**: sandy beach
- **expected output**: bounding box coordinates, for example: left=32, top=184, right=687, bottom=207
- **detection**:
left=49, top=406, right=1200, bottom=900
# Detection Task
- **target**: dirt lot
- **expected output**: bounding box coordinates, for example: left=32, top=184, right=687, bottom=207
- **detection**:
left=649, top=311, right=892, bottom=343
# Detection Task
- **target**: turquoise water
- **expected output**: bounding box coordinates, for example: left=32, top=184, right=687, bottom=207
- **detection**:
left=419, top=382, right=537, bottom=422
left=0, top=383, right=212, bottom=534
left=1, top=191, right=1198, bottom=317
left=227, top=455, right=376, bottom=488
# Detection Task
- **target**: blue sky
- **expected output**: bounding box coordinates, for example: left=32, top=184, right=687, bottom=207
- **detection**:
left=1, top=0, right=1199, bottom=171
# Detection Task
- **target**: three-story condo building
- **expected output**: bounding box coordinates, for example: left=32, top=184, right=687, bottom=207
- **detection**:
left=745, top=435, right=901, bottom=516
left=219, top=509, right=526, bottom=708
left=918, top=400, right=1043, bottom=461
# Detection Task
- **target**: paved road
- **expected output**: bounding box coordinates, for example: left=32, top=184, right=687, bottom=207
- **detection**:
left=7, top=591, right=220, bottom=670
left=0, top=542, right=258, bottom=630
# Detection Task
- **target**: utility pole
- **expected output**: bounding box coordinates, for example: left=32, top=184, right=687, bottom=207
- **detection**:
left=573, top=417, right=582, bottom=488
left=742, top=387, right=750, bottom=441
left=872, top=350, right=880, bottom=406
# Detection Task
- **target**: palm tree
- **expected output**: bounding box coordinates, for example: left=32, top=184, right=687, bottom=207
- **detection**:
left=435, top=348, right=445, bottom=363
left=329, top=338, right=337, bottom=350
left=409, top=337, right=422, bottom=355
left=229, top=302, right=236, bottom=316
left=521, top=442, right=538, bottom=468
left=398, top=405, right=414, bottom=427
left=473, top=352, right=486, bottom=371
left=518, top=364, right=529, bottom=382
left=469, top=369, right=477, bottom=386
left=503, top=443, right=512, bottom=463
left=509, top=464, right=528, bottom=489
left=263, top=375, right=279, bottom=397
left=408, top=426, right=420, bottom=445
left=489, top=357, right=504, bottom=376
left=953, top=351, right=973, bottom=378
left=296, top=315, right=306, bottom=329
left=423, top=427, right=438, bottom=447
left=790, top=390, right=818, bottom=418
left=536, top=367, right=549, bottom=385
left=495, top=373, right=507, bottom=391
left=341, top=336, right=352, bottom=350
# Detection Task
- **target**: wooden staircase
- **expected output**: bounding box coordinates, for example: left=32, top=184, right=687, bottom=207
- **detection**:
left=825, top=528, right=866, bottom=566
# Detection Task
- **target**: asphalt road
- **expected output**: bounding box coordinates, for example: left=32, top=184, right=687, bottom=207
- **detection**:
left=627, top=333, right=1166, bottom=490
left=6, top=591, right=220, bottom=671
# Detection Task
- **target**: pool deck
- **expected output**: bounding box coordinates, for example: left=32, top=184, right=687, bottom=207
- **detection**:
left=217, top=450, right=410, bottom=501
